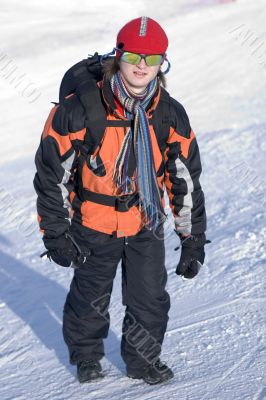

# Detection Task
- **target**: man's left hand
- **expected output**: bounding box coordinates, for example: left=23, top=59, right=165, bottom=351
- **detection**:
left=175, top=233, right=208, bottom=279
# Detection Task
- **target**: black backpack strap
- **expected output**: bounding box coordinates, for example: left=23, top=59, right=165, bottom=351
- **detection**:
left=105, top=120, right=131, bottom=127
left=73, top=79, right=108, bottom=199
left=151, top=87, right=171, bottom=154
left=76, top=80, right=107, bottom=156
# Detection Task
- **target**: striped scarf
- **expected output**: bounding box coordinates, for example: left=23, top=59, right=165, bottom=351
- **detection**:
left=110, top=71, right=165, bottom=231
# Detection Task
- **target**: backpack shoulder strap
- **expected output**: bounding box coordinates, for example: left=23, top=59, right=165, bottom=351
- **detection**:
left=151, top=87, right=171, bottom=153
left=76, top=80, right=107, bottom=156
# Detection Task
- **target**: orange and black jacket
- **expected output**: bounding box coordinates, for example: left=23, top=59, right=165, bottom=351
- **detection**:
left=33, top=79, right=207, bottom=239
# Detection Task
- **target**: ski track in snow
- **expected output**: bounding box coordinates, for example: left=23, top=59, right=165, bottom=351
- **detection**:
left=0, top=0, right=266, bottom=399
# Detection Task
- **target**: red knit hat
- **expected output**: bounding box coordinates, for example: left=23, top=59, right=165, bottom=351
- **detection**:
left=116, top=16, right=168, bottom=57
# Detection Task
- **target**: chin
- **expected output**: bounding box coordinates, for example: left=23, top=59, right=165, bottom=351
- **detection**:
left=131, top=78, right=149, bottom=87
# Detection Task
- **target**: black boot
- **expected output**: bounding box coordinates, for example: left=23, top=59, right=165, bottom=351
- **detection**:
left=77, top=360, right=104, bottom=383
left=127, top=359, right=174, bottom=385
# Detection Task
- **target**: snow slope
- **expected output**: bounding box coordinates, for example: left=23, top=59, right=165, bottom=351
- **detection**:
left=0, top=1, right=265, bottom=399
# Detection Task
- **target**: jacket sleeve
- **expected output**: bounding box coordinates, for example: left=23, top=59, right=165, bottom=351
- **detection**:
left=164, top=99, right=207, bottom=236
left=33, top=104, right=78, bottom=239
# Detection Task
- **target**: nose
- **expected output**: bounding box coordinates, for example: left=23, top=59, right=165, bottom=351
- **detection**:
left=137, top=58, right=146, bottom=68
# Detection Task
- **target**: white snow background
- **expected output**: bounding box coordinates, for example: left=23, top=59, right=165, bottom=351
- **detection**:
left=0, top=0, right=265, bottom=399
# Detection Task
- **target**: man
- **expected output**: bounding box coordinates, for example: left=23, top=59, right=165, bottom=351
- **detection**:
left=34, top=16, right=207, bottom=385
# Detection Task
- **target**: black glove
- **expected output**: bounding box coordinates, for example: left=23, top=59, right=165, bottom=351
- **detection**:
left=175, top=232, right=210, bottom=279
left=41, top=231, right=88, bottom=267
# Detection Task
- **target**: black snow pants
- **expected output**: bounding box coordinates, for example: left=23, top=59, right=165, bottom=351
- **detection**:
left=62, top=221, right=170, bottom=373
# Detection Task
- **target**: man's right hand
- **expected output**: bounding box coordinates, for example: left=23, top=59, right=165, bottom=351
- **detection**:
left=42, top=231, right=82, bottom=267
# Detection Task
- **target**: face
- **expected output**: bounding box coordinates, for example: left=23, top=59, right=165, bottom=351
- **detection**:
left=119, top=58, right=161, bottom=94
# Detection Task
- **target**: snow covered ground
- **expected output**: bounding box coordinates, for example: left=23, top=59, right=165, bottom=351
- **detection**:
left=0, top=0, right=265, bottom=399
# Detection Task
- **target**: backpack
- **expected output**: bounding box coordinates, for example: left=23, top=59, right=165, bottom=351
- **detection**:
left=59, top=52, right=171, bottom=209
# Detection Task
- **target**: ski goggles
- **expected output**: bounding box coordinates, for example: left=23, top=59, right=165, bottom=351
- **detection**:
left=116, top=49, right=165, bottom=66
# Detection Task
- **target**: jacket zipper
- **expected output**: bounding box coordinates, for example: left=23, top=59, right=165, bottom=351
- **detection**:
left=124, top=236, right=128, bottom=245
